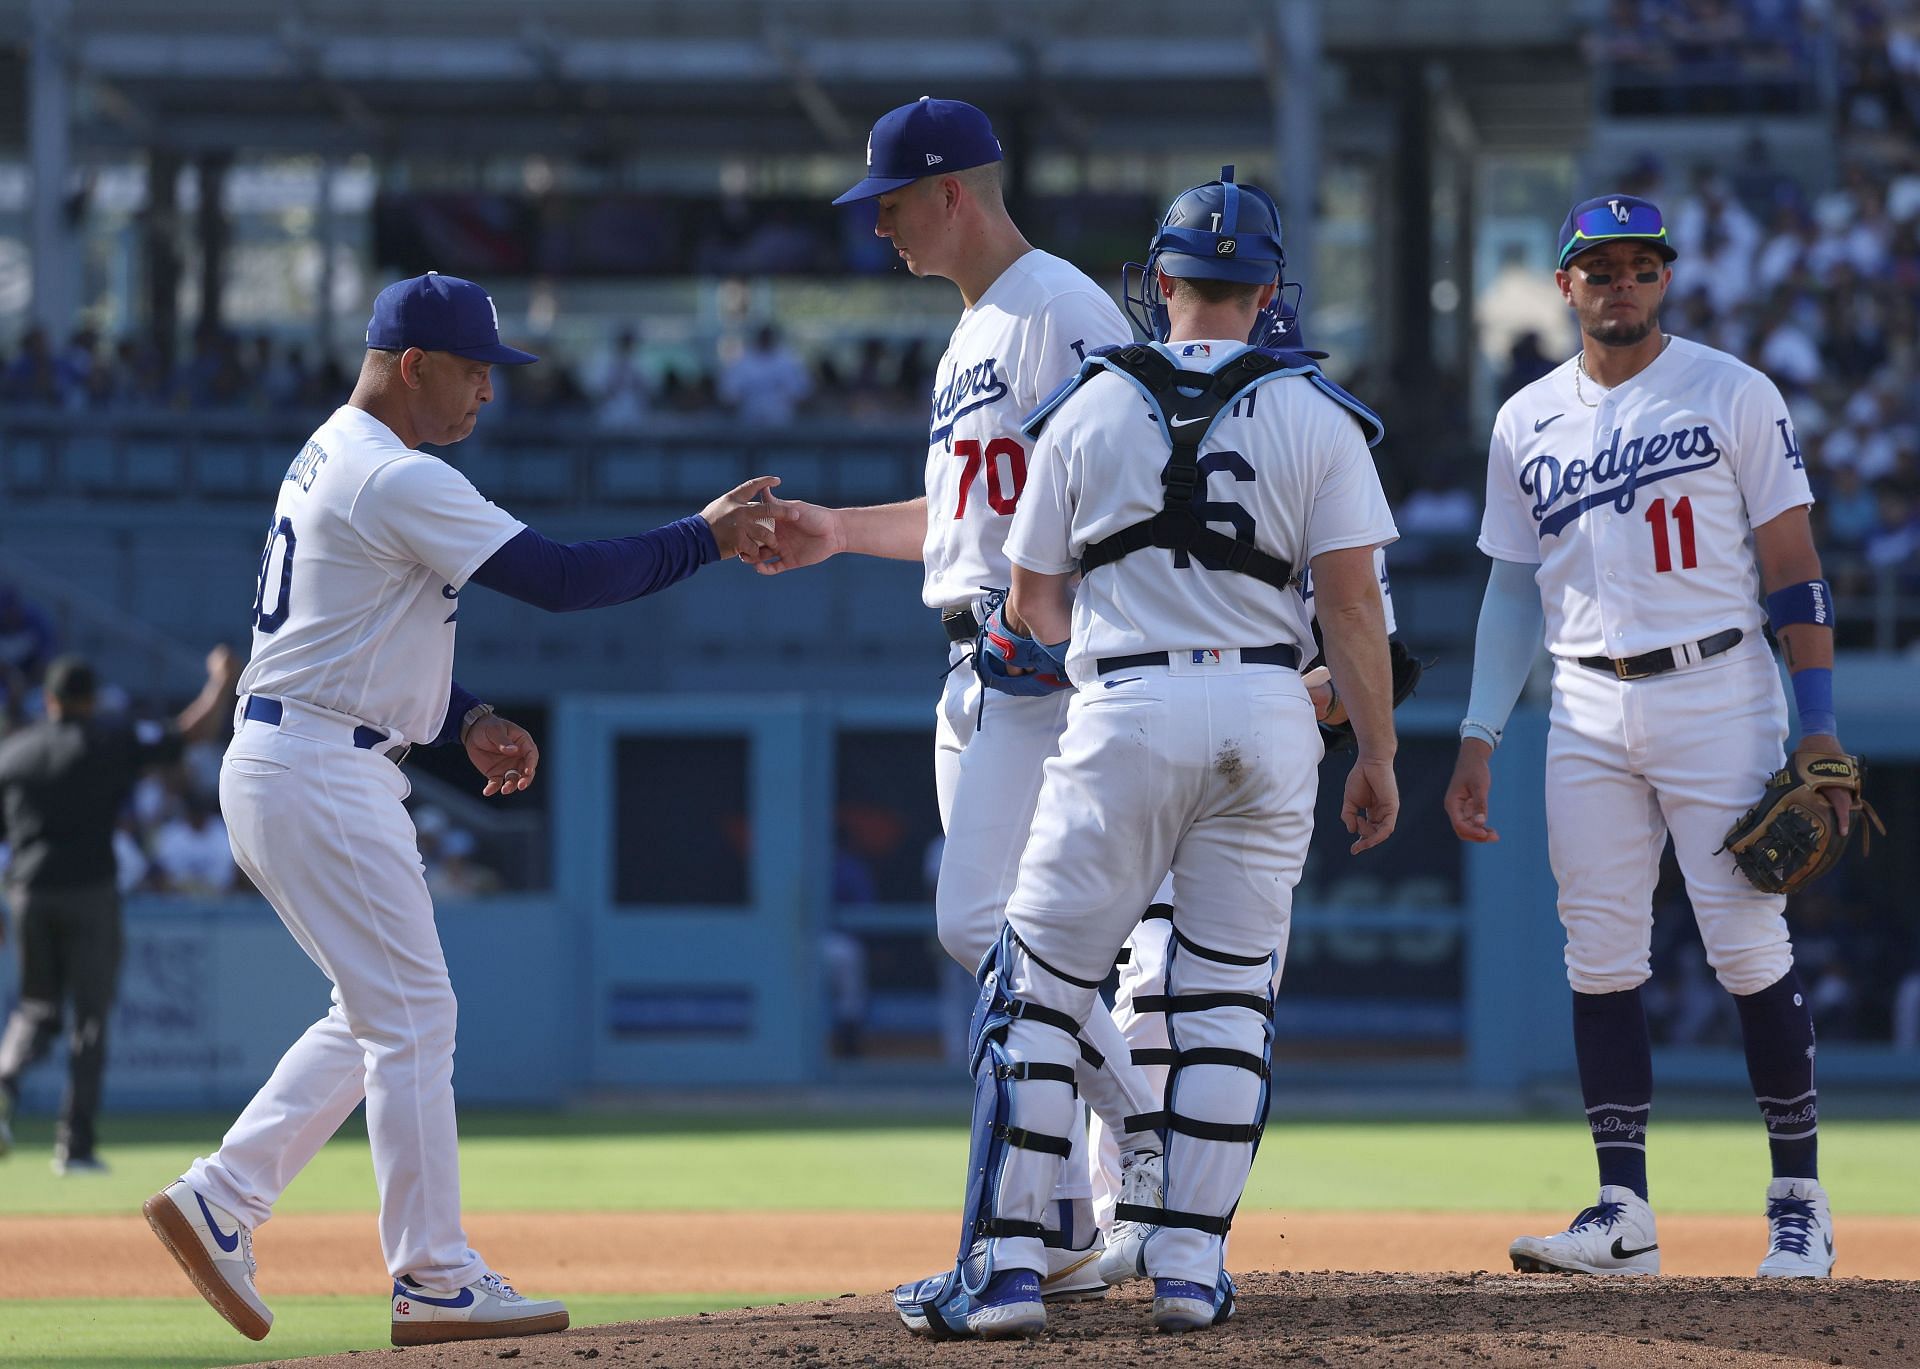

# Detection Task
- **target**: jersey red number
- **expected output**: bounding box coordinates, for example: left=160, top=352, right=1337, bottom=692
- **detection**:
left=1645, top=496, right=1697, bottom=573
left=952, top=437, right=1027, bottom=518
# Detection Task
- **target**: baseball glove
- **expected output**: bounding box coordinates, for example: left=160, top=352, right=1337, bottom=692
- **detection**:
left=973, top=590, right=1071, bottom=698
left=1717, top=742, right=1885, bottom=895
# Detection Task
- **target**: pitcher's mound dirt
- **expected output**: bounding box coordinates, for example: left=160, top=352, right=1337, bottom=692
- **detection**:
left=263, top=1271, right=1919, bottom=1368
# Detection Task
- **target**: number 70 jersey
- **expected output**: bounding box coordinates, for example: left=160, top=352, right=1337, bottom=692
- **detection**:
left=1477, top=335, right=1813, bottom=660
left=919, top=250, right=1132, bottom=610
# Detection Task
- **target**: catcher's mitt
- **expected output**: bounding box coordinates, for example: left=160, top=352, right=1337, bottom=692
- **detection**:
left=1717, top=744, right=1885, bottom=895
left=972, top=590, right=1070, bottom=698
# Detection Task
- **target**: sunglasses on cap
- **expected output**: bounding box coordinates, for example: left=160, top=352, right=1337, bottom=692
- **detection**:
left=1559, top=202, right=1670, bottom=269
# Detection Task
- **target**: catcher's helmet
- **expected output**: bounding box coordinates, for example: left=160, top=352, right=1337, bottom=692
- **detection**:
left=1124, top=166, right=1293, bottom=345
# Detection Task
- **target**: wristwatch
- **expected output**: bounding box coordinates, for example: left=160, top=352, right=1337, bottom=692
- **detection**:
left=460, top=702, right=495, bottom=741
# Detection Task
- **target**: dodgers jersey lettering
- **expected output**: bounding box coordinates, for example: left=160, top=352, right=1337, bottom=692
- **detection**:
left=238, top=405, right=524, bottom=743
left=1480, top=335, right=1812, bottom=659
left=921, top=250, right=1130, bottom=609
left=1006, top=340, right=1397, bottom=683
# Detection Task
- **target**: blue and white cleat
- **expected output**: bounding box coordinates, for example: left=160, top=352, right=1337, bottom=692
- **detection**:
left=893, top=1267, right=1046, bottom=1339
left=1152, top=1270, right=1236, bottom=1332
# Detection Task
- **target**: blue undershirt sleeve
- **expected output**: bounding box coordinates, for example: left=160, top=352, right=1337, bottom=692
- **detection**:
left=430, top=680, right=486, bottom=748
left=1459, top=557, right=1544, bottom=748
left=467, top=518, right=720, bottom=613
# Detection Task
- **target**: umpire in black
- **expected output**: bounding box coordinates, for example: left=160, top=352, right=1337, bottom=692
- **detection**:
left=0, top=646, right=239, bottom=1172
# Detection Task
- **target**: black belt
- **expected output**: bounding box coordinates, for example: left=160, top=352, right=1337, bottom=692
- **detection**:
left=244, top=696, right=412, bottom=765
left=940, top=606, right=980, bottom=643
left=1577, top=628, right=1742, bottom=681
left=1095, top=644, right=1300, bottom=675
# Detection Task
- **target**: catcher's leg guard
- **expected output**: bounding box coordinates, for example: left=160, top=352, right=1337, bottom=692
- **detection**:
left=1128, top=925, right=1276, bottom=1290
left=894, top=925, right=1101, bottom=1338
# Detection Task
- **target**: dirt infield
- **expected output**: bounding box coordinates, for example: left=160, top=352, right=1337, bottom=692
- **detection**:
left=255, top=1273, right=1920, bottom=1369
left=6, top=1208, right=1920, bottom=1300
left=10, top=1210, right=1918, bottom=1366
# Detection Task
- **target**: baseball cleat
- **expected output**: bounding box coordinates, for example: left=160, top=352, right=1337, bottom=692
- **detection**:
left=143, top=1180, right=274, bottom=1340
left=1041, top=1231, right=1109, bottom=1302
left=1152, top=1270, right=1236, bottom=1332
left=893, top=1267, right=1046, bottom=1339
left=1756, top=1178, right=1835, bottom=1278
left=1098, top=1148, right=1165, bottom=1286
left=390, top=1271, right=568, bottom=1346
left=1509, top=1185, right=1660, bottom=1275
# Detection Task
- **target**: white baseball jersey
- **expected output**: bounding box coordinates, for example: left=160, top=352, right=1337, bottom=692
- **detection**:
left=1007, top=341, right=1398, bottom=682
left=921, top=250, right=1130, bottom=609
left=238, top=405, right=525, bottom=744
left=1480, top=335, right=1812, bottom=659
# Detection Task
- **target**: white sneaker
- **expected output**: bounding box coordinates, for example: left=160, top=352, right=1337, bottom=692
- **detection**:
left=1097, top=1149, right=1165, bottom=1286
left=1757, top=1178, right=1835, bottom=1278
left=391, top=1270, right=569, bottom=1346
left=143, top=1180, right=273, bottom=1340
left=1040, top=1231, right=1108, bottom=1302
left=1509, top=1185, right=1660, bottom=1275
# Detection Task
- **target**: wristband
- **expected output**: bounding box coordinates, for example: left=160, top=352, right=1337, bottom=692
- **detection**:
left=1766, top=579, right=1833, bottom=630
left=1459, top=720, right=1501, bottom=749
left=1790, top=667, right=1835, bottom=739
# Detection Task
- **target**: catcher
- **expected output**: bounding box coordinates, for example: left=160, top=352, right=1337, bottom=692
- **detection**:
left=1443, top=190, right=1884, bottom=1280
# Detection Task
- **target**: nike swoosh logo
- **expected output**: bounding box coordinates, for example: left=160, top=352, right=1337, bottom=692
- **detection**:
left=1104, top=677, right=1139, bottom=689
left=1040, top=1251, right=1102, bottom=1288
left=1534, top=413, right=1565, bottom=432
left=393, top=1281, right=476, bottom=1310
left=1610, top=1238, right=1659, bottom=1259
left=1169, top=416, right=1209, bottom=431
left=196, top=1193, right=241, bottom=1253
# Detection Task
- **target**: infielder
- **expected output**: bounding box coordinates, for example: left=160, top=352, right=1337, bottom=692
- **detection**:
left=757, top=97, right=1162, bottom=1294
left=142, top=273, right=787, bottom=1347
left=891, top=168, right=1399, bottom=1338
left=1445, top=195, right=1852, bottom=1278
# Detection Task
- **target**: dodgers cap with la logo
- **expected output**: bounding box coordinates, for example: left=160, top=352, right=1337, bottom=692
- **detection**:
left=831, top=97, right=1004, bottom=205
left=364, top=272, right=540, bottom=365
left=1557, top=194, right=1678, bottom=271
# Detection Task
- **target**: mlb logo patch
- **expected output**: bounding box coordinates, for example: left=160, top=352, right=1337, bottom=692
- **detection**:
left=1192, top=649, right=1223, bottom=665
left=1180, top=343, right=1212, bottom=357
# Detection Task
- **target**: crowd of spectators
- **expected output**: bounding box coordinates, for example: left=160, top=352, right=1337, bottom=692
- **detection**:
left=0, top=319, right=935, bottom=431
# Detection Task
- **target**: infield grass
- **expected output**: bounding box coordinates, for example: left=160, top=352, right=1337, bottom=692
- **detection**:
left=1, top=1112, right=1915, bottom=1218
left=0, top=1294, right=805, bottom=1369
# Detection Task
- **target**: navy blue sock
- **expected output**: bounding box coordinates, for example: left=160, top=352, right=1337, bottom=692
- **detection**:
left=1734, top=968, right=1818, bottom=1180
left=1572, top=988, right=1652, bottom=1200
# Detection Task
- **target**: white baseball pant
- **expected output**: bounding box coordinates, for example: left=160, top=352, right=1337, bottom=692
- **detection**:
left=187, top=707, right=484, bottom=1290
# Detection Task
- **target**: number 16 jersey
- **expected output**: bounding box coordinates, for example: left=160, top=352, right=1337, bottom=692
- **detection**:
left=237, top=404, right=525, bottom=744
left=920, top=249, right=1131, bottom=610
left=1479, top=335, right=1812, bottom=660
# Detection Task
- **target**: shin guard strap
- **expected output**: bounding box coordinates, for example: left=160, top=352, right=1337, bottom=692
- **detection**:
left=1166, top=1112, right=1263, bottom=1143
left=1170, top=926, right=1273, bottom=966
left=999, top=1124, right=1072, bottom=1157
left=996, top=1060, right=1078, bottom=1090
left=1133, top=992, right=1272, bottom=1016
left=1114, top=1202, right=1232, bottom=1237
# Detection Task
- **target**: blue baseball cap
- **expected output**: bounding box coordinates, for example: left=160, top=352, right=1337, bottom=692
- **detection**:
left=364, top=273, right=539, bottom=365
left=1557, top=194, right=1678, bottom=271
left=831, top=97, right=1004, bottom=206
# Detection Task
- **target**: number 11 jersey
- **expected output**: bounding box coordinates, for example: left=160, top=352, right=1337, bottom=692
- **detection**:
left=919, top=249, right=1131, bottom=610
left=1479, top=335, right=1813, bottom=660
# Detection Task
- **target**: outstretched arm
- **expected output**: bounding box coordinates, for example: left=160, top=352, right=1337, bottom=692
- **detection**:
left=751, top=495, right=927, bottom=575
left=470, top=477, right=791, bottom=611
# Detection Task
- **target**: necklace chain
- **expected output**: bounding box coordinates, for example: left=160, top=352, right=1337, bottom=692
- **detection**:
left=1574, top=335, right=1671, bottom=408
